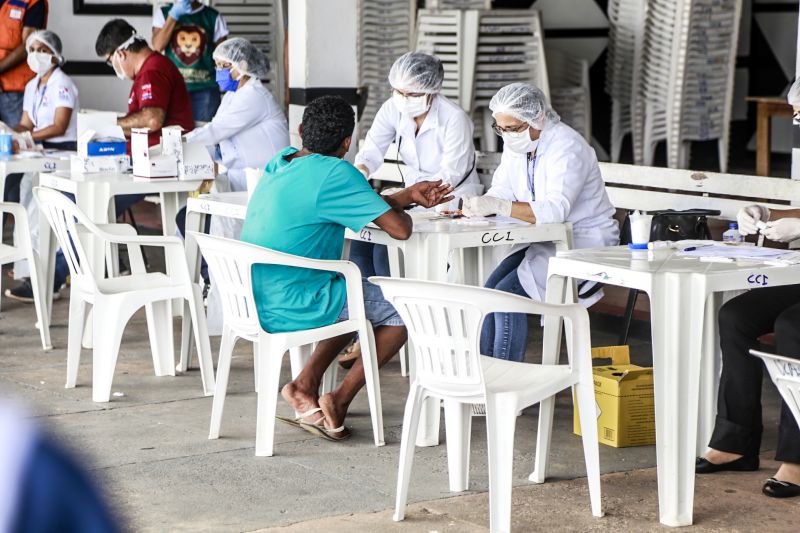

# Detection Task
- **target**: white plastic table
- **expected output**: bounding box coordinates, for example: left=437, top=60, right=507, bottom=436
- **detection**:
left=183, top=192, right=575, bottom=447
left=38, top=171, right=203, bottom=316
left=543, top=245, right=800, bottom=527
left=0, top=152, right=71, bottom=201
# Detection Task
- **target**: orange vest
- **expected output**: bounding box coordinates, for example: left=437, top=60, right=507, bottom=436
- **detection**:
left=0, top=0, right=48, bottom=93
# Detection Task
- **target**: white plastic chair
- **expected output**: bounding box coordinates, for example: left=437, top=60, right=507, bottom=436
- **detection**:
left=751, top=349, right=800, bottom=431
left=0, top=202, right=51, bottom=350
left=372, top=277, right=602, bottom=533
left=191, top=232, right=385, bottom=457
left=34, top=187, right=214, bottom=402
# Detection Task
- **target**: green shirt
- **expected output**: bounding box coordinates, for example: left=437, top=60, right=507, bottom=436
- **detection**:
left=241, top=147, right=390, bottom=333
left=160, top=4, right=219, bottom=91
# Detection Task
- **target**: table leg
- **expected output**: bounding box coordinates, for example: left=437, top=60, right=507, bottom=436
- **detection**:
left=179, top=209, right=207, bottom=372
left=78, top=186, right=112, bottom=349
left=39, top=204, right=56, bottom=321
left=530, top=273, right=567, bottom=483
left=649, top=274, right=706, bottom=527
left=160, top=192, right=184, bottom=317
left=404, top=236, right=449, bottom=447
left=697, top=291, right=724, bottom=456
left=755, top=101, right=770, bottom=176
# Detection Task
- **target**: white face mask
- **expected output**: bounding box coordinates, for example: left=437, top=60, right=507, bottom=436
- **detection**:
left=502, top=129, right=538, bottom=154
left=26, top=51, right=54, bottom=75
left=111, top=51, right=127, bottom=80
left=393, top=92, right=430, bottom=118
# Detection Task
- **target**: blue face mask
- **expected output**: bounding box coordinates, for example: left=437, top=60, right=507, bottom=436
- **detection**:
left=215, top=68, right=239, bottom=92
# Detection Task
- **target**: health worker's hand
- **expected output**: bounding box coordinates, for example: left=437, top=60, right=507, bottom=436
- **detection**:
left=169, top=0, right=193, bottom=20
left=462, top=195, right=512, bottom=218
left=737, top=204, right=770, bottom=236
left=407, top=180, right=454, bottom=208
left=762, top=218, right=800, bottom=243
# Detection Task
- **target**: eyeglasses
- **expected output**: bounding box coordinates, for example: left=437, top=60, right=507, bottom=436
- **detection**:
left=393, top=89, right=426, bottom=99
left=491, top=121, right=529, bottom=137
left=105, top=55, right=113, bottom=67
left=794, top=110, right=800, bottom=123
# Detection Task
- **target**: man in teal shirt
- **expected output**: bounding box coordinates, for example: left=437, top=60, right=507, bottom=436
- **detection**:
left=241, top=95, right=452, bottom=440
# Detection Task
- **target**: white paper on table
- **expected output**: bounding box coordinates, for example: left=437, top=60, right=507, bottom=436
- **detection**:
left=678, top=244, right=800, bottom=262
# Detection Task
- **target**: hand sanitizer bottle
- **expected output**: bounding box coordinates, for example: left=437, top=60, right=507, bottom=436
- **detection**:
left=722, top=222, right=743, bottom=243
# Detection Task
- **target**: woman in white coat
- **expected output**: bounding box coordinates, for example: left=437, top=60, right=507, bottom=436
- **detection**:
left=351, top=51, right=481, bottom=277
left=180, top=37, right=288, bottom=334
left=184, top=37, right=288, bottom=192
left=463, top=83, right=619, bottom=362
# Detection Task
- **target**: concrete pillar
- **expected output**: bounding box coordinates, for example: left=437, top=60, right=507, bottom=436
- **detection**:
left=288, top=0, right=360, bottom=161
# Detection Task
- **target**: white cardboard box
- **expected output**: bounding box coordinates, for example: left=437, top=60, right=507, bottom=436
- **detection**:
left=70, top=154, right=130, bottom=175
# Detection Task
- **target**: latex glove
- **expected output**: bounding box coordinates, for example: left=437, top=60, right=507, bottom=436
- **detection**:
left=356, top=164, right=370, bottom=179
left=169, top=0, right=193, bottom=20
left=462, top=195, right=512, bottom=218
left=762, top=218, right=800, bottom=243
left=736, top=204, right=770, bottom=236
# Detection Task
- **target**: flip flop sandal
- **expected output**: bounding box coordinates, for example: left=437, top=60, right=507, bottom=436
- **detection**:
left=338, top=341, right=361, bottom=369
left=298, top=417, right=351, bottom=442
left=276, top=407, right=324, bottom=430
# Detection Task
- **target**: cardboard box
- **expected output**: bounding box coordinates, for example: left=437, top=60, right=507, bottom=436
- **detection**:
left=70, top=153, right=130, bottom=175
left=573, top=346, right=655, bottom=448
left=76, top=110, right=127, bottom=158
left=131, top=126, right=214, bottom=180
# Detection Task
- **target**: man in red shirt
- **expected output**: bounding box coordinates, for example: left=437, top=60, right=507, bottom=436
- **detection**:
left=95, top=18, right=193, bottom=147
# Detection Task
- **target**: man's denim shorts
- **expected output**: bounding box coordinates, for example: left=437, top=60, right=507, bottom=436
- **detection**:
left=337, top=277, right=404, bottom=328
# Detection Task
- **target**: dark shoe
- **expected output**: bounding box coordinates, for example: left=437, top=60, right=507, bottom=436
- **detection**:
left=762, top=478, right=800, bottom=498
left=4, top=278, right=61, bottom=303
left=695, top=454, right=759, bottom=474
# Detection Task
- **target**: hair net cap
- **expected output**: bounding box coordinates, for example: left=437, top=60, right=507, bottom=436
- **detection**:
left=789, top=78, right=800, bottom=107
left=26, top=30, right=65, bottom=66
left=388, top=52, right=444, bottom=94
left=213, top=37, right=270, bottom=79
left=489, top=82, right=560, bottom=130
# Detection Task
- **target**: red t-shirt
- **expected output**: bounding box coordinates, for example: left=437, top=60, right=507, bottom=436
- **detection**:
left=129, top=52, right=194, bottom=146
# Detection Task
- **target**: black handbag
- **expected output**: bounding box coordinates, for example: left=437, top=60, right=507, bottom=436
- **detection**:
left=620, top=208, right=720, bottom=244
left=618, top=208, right=720, bottom=345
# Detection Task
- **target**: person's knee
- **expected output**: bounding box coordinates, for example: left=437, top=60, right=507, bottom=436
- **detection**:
left=718, top=297, right=752, bottom=334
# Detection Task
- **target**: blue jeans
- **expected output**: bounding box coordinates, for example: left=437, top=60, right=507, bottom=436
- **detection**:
left=479, top=249, right=529, bottom=362
left=1, top=91, right=25, bottom=202
left=189, top=87, right=222, bottom=123
left=53, top=193, right=146, bottom=288
left=337, top=277, right=403, bottom=328
left=349, top=241, right=390, bottom=277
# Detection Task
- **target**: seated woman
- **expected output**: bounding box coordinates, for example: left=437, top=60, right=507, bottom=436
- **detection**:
left=351, top=52, right=482, bottom=278
left=6, top=30, right=79, bottom=303
left=462, top=83, right=619, bottom=362
left=695, top=86, right=800, bottom=498
left=179, top=37, right=289, bottom=332
left=241, top=96, right=452, bottom=439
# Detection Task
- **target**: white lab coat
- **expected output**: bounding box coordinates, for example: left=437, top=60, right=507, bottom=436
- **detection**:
left=184, top=79, right=288, bottom=334
left=355, top=94, right=483, bottom=203
left=486, top=121, right=619, bottom=303
left=185, top=78, right=288, bottom=191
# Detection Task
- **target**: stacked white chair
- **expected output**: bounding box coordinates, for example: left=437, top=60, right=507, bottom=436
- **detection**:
left=192, top=233, right=385, bottom=457
left=640, top=0, right=742, bottom=171
left=212, top=0, right=286, bottom=104
left=34, top=187, right=215, bottom=402
left=548, top=48, right=592, bottom=142
left=0, top=202, right=51, bottom=351
left=473, top=9, right=549, bottom=152
left=750, top=349, right=800, bottom=433
left=427, top=0, right=490, bottom=8
left=358, top=0, right=415, bottom=134
left=415, top=8, right=479, bottom=110
left=605, top=0, right=647, bottom=163
left=373, top=277, right=602, bottom=533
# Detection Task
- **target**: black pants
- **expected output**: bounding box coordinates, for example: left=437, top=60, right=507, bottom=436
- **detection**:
left=709, top=285, right=800, bottom=463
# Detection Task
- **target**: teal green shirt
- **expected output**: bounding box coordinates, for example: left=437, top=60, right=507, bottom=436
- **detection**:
left=241, top=147, right=390, bottom=333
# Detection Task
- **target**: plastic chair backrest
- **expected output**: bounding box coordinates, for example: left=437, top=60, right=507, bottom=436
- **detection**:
left=751, top=349, right=800, bottom=430
left=33, top=187, right=99, bottom=293
left=193, top=232, right=262, bottom=337
left=371, top=277, right=591, bottom=392
left=192, top=233, right=359, bottom=336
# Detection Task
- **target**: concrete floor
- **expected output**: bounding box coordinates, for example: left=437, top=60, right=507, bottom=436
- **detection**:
left=0, top=275, right=794, bottom=532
